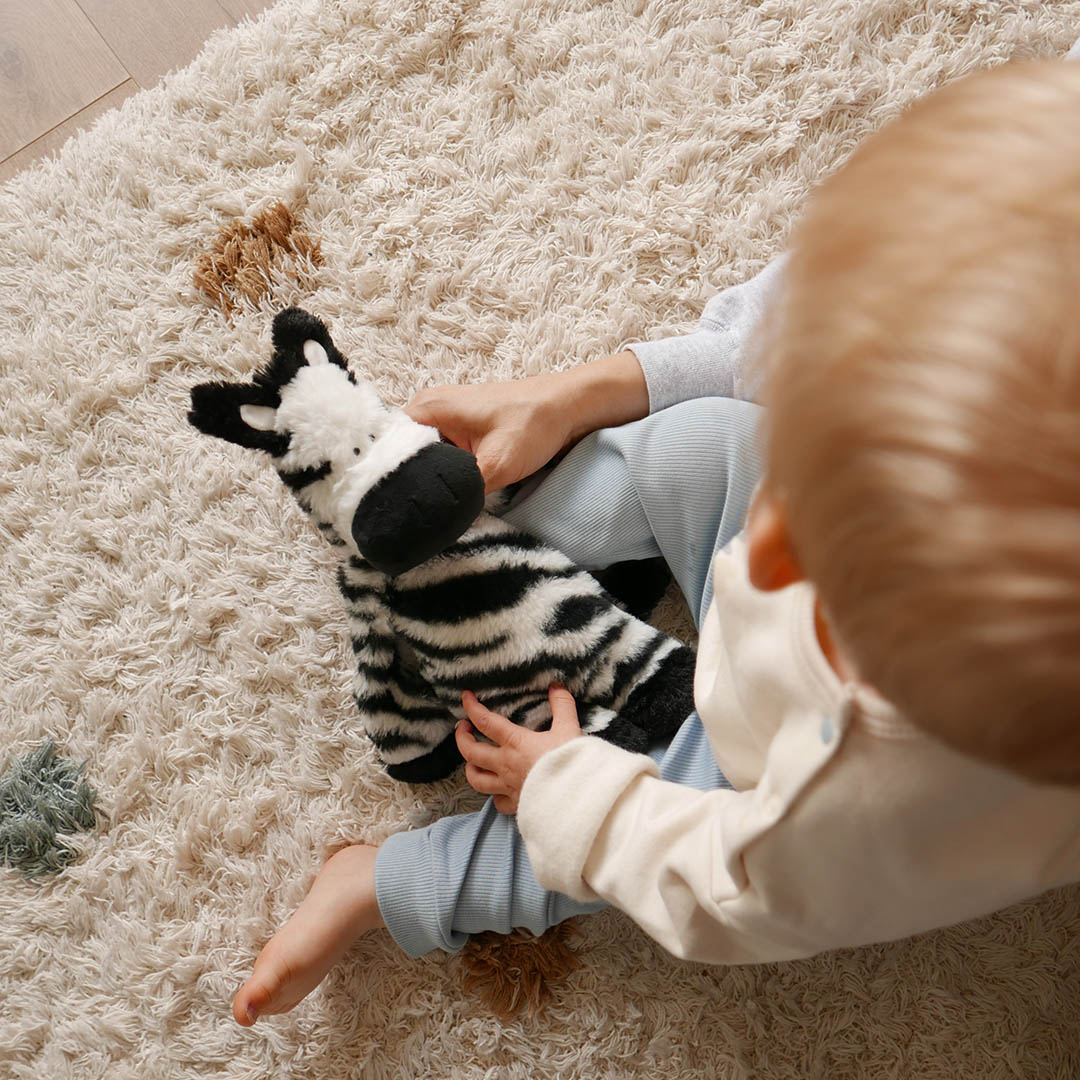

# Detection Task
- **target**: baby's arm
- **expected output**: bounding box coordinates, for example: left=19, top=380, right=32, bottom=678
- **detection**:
left=513, top=712, right=1063, bottom=966
left=455, top=683, right=829, bottom=963
left=404, top=252, right=787, bottom=494
left=627, top=252, right=790, bottom=411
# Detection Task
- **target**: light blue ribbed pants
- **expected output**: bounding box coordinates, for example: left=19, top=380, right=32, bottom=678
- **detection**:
left=375, top=396, right=765, bottom=956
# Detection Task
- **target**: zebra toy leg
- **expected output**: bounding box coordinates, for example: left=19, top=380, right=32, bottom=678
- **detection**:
left=339, top=557, right=465, bottom=782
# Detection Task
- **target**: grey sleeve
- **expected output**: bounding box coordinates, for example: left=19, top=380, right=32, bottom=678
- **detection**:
left=626, top=251, right=789, bottom=413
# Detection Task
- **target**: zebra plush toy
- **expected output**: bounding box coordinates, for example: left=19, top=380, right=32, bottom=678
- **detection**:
left=188, top=308, right=695, bottom=782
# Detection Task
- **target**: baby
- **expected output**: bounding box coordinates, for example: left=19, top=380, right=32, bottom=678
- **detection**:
left=233, top=57, right=1080, bottom=1023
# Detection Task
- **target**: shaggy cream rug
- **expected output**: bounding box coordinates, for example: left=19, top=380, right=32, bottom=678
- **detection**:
left=4, top=1, right=1080, bottom=1076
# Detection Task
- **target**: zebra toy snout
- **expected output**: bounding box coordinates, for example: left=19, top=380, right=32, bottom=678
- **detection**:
left=349, top=440, right=485, bottom=576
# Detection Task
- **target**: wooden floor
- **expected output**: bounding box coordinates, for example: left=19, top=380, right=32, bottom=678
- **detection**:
left=0, top=0, right=275, bottom=184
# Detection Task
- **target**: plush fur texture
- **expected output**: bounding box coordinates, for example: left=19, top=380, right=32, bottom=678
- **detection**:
left=189, top=307, right=695, bottom=780
left=4, top=2, right=1080, bottom=1077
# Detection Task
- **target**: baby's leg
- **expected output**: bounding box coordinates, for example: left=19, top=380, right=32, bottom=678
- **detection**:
left=232, top=845, right=384, bottom=1025
left=376, top=707, right=728, bottom=957
left=503, top=395, right=764, bottom=627
left=231, top=713, right=730, bottom=1020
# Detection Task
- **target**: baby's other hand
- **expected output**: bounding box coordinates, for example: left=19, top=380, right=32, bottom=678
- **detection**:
left=456, top=685, right=582, bottom=813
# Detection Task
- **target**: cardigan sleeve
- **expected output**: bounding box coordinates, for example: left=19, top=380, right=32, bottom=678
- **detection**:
left=516, top=713, right=1073, bottom=965
left=516, top=719, right=845, bottom=965
left=626, top=252, right=789, bottom=413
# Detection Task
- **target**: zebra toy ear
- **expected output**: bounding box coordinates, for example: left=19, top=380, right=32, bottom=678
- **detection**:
left=188, top=308, right=340, bottom=456
left=268, top=307, right=353, bottom=379
left=272, top=306, right=335, bottom=354
left=187, top=381, right=290, bottom=456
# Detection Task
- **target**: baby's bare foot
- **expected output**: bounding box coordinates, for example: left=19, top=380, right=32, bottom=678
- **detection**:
left=233, top=844, right=384, bottom=1025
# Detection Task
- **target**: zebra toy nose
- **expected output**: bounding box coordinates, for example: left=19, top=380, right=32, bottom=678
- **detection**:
left=350, top=441, right=486, bottom=576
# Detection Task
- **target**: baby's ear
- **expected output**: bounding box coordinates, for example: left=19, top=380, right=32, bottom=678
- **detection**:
left=188, top=381, right=290, bottom=456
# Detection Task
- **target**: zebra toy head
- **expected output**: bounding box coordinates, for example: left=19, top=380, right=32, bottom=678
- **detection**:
left=188, top=307, right=486, bottom=575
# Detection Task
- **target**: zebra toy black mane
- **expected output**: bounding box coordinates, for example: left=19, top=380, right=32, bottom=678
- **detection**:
left=188, top=308, right=694, bottom=782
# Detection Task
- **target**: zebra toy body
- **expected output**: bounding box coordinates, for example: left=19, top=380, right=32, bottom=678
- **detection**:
left=188, top=308, right=695, bottom=782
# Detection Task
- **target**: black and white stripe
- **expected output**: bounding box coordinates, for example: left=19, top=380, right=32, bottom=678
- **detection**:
left=328, top=513, right=694, bottom=782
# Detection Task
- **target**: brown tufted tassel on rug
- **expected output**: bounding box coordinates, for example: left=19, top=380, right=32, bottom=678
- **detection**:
left=194, top=200, right=322, bottom=316
left=457, top=922, right=584, bottom=1019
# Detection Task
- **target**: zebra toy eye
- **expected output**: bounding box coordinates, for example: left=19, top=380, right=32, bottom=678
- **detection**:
left=353, top=447, right=362, bottom=456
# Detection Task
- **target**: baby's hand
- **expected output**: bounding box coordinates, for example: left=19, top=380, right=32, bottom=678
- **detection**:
left=456, top=685, right=582, bottom=814
left=404, top=380, right=572, bottom=495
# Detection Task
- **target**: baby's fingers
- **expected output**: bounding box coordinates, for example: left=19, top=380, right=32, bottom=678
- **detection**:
left=455, top=718, right=500, bottom=771
left=464, top=762, right=506, bottom=797
left=461, top=691, right=518, bottom=745
left=548, top=683, right=581, bottom=736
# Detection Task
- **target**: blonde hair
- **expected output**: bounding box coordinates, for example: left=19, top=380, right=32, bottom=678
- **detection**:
left=761, top=60, right=1080, bottom=783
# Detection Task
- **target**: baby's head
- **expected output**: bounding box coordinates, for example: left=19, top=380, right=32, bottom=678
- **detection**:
left=754, top=59, right=1080, bottom=783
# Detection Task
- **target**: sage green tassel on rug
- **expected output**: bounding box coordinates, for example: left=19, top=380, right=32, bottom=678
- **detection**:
left=0, top=741, right=97, bottom=877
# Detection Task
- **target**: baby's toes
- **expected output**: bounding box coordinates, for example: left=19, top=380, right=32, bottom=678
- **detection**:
left=233, top=982, right=258, bottom=1026
left=232, top=979, right=266, bottom=1026
left=233, top=952, right=292, bottom=1025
